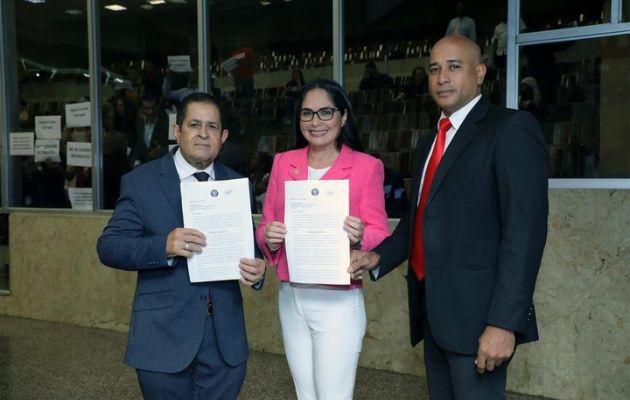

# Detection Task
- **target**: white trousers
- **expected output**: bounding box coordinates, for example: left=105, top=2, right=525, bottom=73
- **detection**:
left=279, top=282, right=366, bottom=400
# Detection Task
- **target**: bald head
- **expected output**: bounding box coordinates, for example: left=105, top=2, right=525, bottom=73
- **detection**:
left=433, top=35, right=483, bottom=65
left=428, top=35, right=487, bottom=116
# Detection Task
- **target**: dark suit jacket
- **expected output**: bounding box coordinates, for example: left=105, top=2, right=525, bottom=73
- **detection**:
left=134, top=111, right=170, bottom=165
left=373, top=96, right=548, bottom=355
left=97, top=149, right=257, bottom=372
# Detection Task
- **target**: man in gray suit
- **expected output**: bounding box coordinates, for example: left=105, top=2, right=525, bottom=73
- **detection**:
left=97, top=92, right=266, bottom=399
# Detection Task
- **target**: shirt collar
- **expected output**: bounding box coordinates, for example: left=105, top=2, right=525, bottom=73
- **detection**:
left=174, top=148, right=215, bottom=181
left=439, top=94, right=482, bottom=131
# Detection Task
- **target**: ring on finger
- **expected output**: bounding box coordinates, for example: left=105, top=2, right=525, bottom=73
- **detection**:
left=185, top=243, right=189, bottom=251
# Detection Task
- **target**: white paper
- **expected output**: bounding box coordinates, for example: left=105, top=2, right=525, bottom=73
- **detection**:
left=167, top=55, right=193, bottom=72
left=168, top=112, right=177, bottom=141
left=35, top=139, right=61, bottom=162
left=284, top=180, right=350, bottom=285
left=10, top=132, right=35, bottom=156
left=66, top=141, right=92, bottom=167
left=65, top=102, right=91, bottom=128
left=181, top=177, right=254, bottom=282
left=35, top=115, right=62, bottom=139
left=68, top=187, right=93, bottom=210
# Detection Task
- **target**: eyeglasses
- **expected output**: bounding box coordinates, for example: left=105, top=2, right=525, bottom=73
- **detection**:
left=299, top=107, right=339, bottom=122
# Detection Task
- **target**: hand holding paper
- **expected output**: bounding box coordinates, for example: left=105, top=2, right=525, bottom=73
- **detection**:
left=180, top=178, right=255, bottom=282
left=284, top=180, right=350, bottom=285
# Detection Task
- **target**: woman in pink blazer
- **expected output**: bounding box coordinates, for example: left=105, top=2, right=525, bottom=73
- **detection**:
left=256, top=79, right=389, bottom=399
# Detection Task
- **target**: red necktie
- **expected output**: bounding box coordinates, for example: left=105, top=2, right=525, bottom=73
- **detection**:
left=411, top=117, right=452, bottom=281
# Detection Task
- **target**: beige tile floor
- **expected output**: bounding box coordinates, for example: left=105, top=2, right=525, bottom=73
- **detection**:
left=0, top=315, right=551, bottom=400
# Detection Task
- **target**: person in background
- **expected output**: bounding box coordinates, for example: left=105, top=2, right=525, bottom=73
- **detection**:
left=248, top=151, right=272, bottom=213
left=349, top=36, right=548, bottom=399
left=491, top=7, right=527, bottom=69
left=112, top=95, right=137, bottom=153
left=395, top=66, right=429, bottom=101
left=102, top=103, right=133, bottom=209
left=445, top=2, right=477, bottom=43
left=257, top=79, right=389, bottom=399
left=383, top=166, right=409, bottom=218
left=134, top=94, right=169, bottom=165
left=97, top=92, right=266, bottom=399
left=359, top=62, right=393, bottom=91
left=283, top=68, right=306, bottom=124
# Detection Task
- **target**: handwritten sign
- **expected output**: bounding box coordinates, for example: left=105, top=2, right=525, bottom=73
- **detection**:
left=168, top=112, right=177, bottom=140
left=65, top=102, right=91, bottom=128
left=168, top=55, right=193, bottom=72
left=35, top=139, right=61, bottom=162
left=35, top=115, right=62, bottom=139
left=68, top=187, right=93, bottom=211
left=66, top=141, right=92, bottom=167
left=10, top=132, right=34, bottom=156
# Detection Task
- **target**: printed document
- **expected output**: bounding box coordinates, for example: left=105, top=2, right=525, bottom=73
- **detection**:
left=285, top=180, right=350, bottom=285
left=181, top=178, right=254, bottom=282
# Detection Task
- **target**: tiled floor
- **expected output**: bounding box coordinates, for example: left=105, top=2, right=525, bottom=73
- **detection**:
left=0, top=315, right=552, bottom=399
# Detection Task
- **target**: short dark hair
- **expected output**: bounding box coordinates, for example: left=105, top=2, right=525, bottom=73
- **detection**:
left=293, top=79, right=363, bottom=152
left=176, top=92, right=224, bottom=127
left=412, top=66, right=426, bottom=76
left=140, top=93, right=158, bottom=105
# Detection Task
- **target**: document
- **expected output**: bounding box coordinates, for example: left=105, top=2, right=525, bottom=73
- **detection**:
left=65, top=102, right=90, bottom=128
left=167, top=55, right=193, bottom=72
left=68, top=187, right=93, bottom=210
left=284, top=180, right=350, bottom=285
left=35, top=139, right=61, bottom=163
left=35, top=115, right=62, bottom=139
left=9, top=132, right=34, bottom=156
left=66, top=142, right=92, bottom=167
left=181, top=178, right=254, bottom=282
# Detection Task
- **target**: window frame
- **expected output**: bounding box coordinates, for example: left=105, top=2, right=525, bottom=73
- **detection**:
left=1, top=0, right=630, bottom=215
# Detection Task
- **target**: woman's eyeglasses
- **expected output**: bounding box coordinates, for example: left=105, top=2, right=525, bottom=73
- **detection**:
left=299, top=107, right=339, bottom=122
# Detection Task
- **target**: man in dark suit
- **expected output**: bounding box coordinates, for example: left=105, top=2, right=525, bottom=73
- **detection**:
left=97, top=92, right=266, bottom=399
left=134, top=94, right=170, bottom=165
left=349, top=35, right=548, bottom=399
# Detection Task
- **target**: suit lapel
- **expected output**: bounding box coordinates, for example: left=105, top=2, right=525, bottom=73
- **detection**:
left=427, top=97, right=490, bottom=206
left=287, top=147, right=309, bottom=181
left=157, top=149, right=184, bottom=225
left=411, top=135, right=435, bottom=203
left=322, top=145, right=352, bottom=180
left=213, top=161, right=229, bottom=181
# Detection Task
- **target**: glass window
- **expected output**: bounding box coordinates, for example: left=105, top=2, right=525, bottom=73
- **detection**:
left=519, top=35, right=630, bottom=178
left=344, top=0, right=507, bottom=217
left=622, top=0, right=630, bottom=22
left=0, top=214, right=8, bottom=292
left=210, top=0, right=333, bottom=213
left=100, top=0, right=197, bottom=208
left=9, top=0, right=89, bottom=208
left=520, top=0, right=608, bottom=31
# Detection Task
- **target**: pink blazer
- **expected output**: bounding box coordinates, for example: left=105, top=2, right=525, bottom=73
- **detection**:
left=255, top=144, right=390, bottom=287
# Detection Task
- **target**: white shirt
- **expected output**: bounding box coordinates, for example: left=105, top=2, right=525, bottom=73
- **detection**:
left=167, top=149, right=216, bottom=266
left=143, top=120, right=156, bottom=147
left=416, top=94, right=482, bottom=205
left=174, top=148, right=215, bottom=182
left=492, top=20, right=527, bottom=56
left=446, top=16, right=477, bottom=43
left=371, top=95, right=484, bottom=279
left=308, top=166, right=330, bottom=181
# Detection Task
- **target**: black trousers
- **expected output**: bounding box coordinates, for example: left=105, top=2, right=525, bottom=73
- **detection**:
left=423, top=320, right=509, bottom=400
